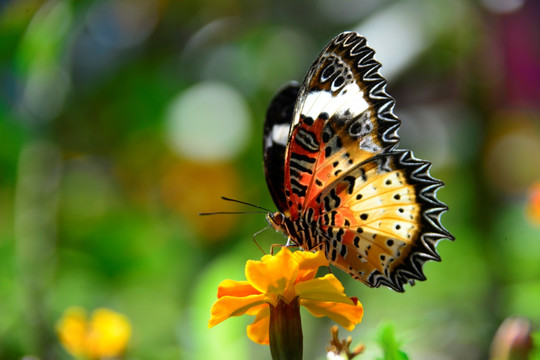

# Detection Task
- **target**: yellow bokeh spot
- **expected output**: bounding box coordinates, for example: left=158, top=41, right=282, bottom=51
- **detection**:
left=57, top=307, right=131, bottom=359
left=57, top=307, right=87, bottom=357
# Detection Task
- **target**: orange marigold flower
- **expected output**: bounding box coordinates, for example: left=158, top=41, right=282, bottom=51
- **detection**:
left=57, top=307, right=131, bottom=359
left=209, top=247, right=363, bottom=345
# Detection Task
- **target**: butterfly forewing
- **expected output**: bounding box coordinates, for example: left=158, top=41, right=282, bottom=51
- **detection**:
left=265, top=31, right=453, bottom=292
left=283, top=32, right=401, bottom=220
left=290, top=32, right=400, bottom=152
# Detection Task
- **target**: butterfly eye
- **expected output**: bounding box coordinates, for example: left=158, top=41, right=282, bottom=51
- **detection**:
left=272, top=212, right=285, bottom=226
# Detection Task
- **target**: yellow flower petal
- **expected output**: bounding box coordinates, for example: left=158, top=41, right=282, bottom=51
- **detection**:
left=301, top=298, right=363, bottom=330
left=245, top=302, right=268, bottom=316
left=295, top=274, right=353, bottom=304
left=209, top=247, right=364, bottom=346
left=294, top=249, right=328, bottom=270
left=209, top=294, right=267, bottom=328
left=247, top=307, right=271, bottom=345
left=217, top=279, right=260, bottom=298
left=294, top=250, right=328, bottom=282
left=245, top=247, right=298, bottom=297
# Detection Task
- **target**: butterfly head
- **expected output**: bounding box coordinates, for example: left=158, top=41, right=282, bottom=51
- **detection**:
left=266, top=211, right=287, bottom=233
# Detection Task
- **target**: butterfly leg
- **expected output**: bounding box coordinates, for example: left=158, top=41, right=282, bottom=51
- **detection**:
left=252, top=224, right=273, bottom=255
left=270, top=237, right=300, bottom=255
left=306, top=239, right=327, bottom=252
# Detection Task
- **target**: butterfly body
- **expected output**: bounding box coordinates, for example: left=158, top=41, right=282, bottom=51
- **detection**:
left=263, top=32, right=453, bottom=292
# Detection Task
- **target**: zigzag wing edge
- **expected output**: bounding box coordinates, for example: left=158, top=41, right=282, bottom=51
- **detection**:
left=373, top=150, right=454, bottom=292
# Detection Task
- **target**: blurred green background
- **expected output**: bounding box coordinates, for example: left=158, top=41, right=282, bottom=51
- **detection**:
left=1, top=0, right=540, bottom=359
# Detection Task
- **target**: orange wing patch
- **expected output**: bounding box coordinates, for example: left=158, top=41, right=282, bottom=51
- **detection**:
left=309, top=153, right=439, bottom=291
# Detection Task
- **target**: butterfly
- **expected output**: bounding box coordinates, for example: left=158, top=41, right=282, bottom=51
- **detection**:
left=263, top=31, right=454, bottom=292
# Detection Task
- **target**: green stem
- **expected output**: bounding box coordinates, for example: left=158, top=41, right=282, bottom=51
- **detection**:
left=269, top=297, right=303, bottom=360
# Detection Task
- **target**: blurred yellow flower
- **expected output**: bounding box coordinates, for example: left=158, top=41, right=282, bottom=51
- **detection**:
left=208, top=247, right=363, bottom=345
left=57, top=307, right=131, bottom=359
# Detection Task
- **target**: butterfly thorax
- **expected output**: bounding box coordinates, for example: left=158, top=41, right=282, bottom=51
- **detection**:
left=267, top=211, right=327, bottom=252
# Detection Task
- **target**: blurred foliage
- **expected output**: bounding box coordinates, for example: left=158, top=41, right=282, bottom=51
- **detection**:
left=533, top=332, right=540, bottom=360
left=376, top=324, right=409, bottom=360
left=1, top=0, right=540, bottom=359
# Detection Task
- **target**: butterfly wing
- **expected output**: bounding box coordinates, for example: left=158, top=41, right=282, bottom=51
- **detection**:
left=263, top=82, right=300, bottom=213
left=278, top=31, right=453, bottom=291
left=310, top=150, right=452, bottom=292
left=283, top=31, right=400, bottom=220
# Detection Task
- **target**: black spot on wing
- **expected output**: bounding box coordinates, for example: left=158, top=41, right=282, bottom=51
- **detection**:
left=288, top=152, right=315, bottom=195
left=343, top=176, right=356, bottom=194
left=323, top=189, right=341, bottom=211
left=290, top=152, right=316, bottom=164
left=302, top=115, right=314, bottom=126
left=290, top=178, right=307, bottom=197
left=322, top=123, right=335, bottom=143
left=295, top=128, right=319, bottom=152
left=289, top=159, right=313, bottom=174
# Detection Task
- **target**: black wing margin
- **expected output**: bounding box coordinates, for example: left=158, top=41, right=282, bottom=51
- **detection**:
left=373, top=150, right=454, bottom=292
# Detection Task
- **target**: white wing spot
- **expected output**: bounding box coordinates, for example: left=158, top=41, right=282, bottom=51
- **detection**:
left=265, top=123, right=290, bottom=149
left=302, top=88, right=370, bottom=121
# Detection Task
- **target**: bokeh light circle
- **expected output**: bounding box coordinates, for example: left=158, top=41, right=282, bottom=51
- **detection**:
left=165, top=81, right=251, bottom=162
left=484, top=114, right=540, bottom=195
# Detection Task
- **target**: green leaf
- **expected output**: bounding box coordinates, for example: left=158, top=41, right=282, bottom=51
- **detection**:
left=376, top=323, right=410, bottom=360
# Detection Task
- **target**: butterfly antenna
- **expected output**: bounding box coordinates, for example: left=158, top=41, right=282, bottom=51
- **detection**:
left=198, top=196, right=273, bottom=216
left=220, top=196, right=273, bottom=213
left=198, top=211, right=267, bottom=216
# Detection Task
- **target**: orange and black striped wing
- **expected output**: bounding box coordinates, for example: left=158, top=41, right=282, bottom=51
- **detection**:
left=308, top=151, right=452, bottom=292
left=283, top=32, right=400, bottom=221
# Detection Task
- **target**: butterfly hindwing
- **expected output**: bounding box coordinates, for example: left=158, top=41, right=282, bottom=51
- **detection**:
left=313, top=150, right=452, bottom=292
left=263, top=82, right=300, bottom=213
